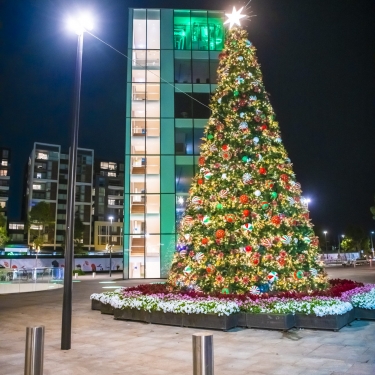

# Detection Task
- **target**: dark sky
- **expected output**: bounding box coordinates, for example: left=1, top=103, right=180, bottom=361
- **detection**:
left=1, top=0, right=375, bottom=244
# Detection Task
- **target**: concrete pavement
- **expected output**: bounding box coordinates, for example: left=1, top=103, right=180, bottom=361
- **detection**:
left=1, top=271, right=375, bottom=374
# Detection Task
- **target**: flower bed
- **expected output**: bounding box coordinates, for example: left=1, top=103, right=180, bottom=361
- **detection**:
left=89, top=279, right=375, bottom=331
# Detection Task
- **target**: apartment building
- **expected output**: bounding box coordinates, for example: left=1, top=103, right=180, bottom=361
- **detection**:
left=0, top=147, right=11, bottom=219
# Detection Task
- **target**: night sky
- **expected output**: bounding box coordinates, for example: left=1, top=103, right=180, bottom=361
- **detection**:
left=1, top=0, right=375, bottom=244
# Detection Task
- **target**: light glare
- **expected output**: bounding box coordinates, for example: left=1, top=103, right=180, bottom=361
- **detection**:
left=67, top=13, right=94, bottom=35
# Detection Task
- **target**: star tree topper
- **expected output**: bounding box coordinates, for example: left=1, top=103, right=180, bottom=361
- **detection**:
left=224, top=6, right=246, bottom=29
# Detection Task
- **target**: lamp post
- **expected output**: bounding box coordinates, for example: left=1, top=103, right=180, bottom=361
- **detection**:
left=108, top=216, right=114, bottom=277
left=371, top=231, right=374, bottom=259
left=61, top=13, right=93, bottom=351
left=323, top=231, right=328, bottom=259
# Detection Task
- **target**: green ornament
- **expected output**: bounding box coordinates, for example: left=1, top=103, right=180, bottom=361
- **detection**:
left=270, top=192, right=278, bottom=200
left=262, top=203, right=269, bottom=210
left=242, top=156, right=249, bottom=162
left=296, top=270, right=304, bottom=279
left=183, top=266, right=192, bottom=274
left=216, top=203, right=223, bottom=210
left=207, top=134, right=214, bottom=140
left=221, top=288, right=229, bottom=294
left=234, top=90, right=239, bottom=97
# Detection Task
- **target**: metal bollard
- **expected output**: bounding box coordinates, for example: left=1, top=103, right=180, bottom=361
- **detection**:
left=25, top=326, right=45, bottom=375
left=192, top=332, right=214, bottom=375
left=92, top=272, right=96, bottom=278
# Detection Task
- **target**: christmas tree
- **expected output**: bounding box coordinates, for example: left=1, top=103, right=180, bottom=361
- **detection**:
left=168, top=26, right=327, bottom=295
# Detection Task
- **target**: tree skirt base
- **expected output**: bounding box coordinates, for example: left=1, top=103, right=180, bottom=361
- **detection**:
left=114, top=308, right=150, bottom=322
left=91, top=299, right=101, bottom=311
left=112, top=308, right=237, bottom=330
left=238, top=312, right=295, bottom=331
left=100, top=303, right=114, bottom=315
left=183, top=313, right=238, bottom=331
left=295, top=311, right=353, bottom=331
left=355, top=307, right=375, bottom=320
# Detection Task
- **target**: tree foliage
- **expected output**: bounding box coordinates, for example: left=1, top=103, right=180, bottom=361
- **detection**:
left=29, top=202, right=55, bottom=248
left=167, top=27, right=326, bottom=294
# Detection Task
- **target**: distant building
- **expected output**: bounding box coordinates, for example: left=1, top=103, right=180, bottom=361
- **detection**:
left=24, top=142, right=94, bottom=250
left=0, top=147, right=11, bottom=220
left=93, top=159, right=124, bottom=252
left=7, top=221, right=26, bottom=244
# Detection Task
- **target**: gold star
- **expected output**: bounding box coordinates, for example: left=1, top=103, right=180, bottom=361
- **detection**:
left=224, top=6, right=246, bottom=29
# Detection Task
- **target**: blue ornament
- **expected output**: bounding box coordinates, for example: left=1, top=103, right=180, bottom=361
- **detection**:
left=249, top=95, right=257, bottom=101
left=237, top=56, right=244, bottom=61
left=258, top=283, right=270, bottom=293
left=240, top=112, right=245, bottom=118
left=246, top=39, right=252, bottom=47
left=275, top=137, right=282, bottom=143
left=218, top=98, right=222, bottom=104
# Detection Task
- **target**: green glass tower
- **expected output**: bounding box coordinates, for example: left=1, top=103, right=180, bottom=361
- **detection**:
left=124, top=8, right=225, bottom=279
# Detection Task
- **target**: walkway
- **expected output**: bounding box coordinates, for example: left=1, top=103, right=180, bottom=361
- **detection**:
left=0, top=272, right=375, bottom=374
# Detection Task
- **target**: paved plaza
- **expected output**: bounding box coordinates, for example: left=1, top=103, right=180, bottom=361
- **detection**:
left=1, top=268, right=375, bottom=374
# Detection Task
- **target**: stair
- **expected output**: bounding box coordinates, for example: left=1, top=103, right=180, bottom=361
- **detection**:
left=131, top=237, right=145, bottom=256
left=131, top=204, right=145, bottom=214
left=132, top=166, right=146, bottom=174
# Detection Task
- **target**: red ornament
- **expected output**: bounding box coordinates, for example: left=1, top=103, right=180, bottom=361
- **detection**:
left=271, top=215, right=281, bottom=225
left=259, top=167, right=267, bottom=175
left=280, top=174, right=289, bottom=182
left=221, top=144, right=229, bottom=151
left=206, top=265, right=214, bottom=273
left=201, top=238, right=208, bottom=245
left=279, top=250, right=287, bottom=257
left=198, top=157, right=205, bottom=166
left=225, top=214, right=235, bottom=223
left=245, top=245, right=252, bottom=252
left=216, top=229, right=225, bottom=239
left=254, top=116, right=261, bottom=122
left=243, top=209, right=250, bottom=217
left=252, top=258, right=260, bottom=265
left=239, top=195, right=249, bottom=204
left=216, top=123, right=224, bottom=131
left=197, top=179, right=204, bottom=185
left=261, top=124, right=267, bottom=131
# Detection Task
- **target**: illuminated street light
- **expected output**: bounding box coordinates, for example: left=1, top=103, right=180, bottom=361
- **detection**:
left=323, top=231, right=328, bottom=258
left=61, top=13, right=94, bottom=351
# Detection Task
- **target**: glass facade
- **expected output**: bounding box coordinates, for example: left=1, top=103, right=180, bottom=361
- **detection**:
left=125, top=8, right=224, bottom=279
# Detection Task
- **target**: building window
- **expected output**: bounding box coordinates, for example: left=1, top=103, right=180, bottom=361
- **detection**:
left=100, top=162, right=109, bottom=169
left=9, top=223, right=24, bottom=230
left=1, top=160, right=8, bottom=166
left=0, top=202, right=6, bottom=208
left=108, top=172, right=116, bottom=177
left=119, top=164, right=124, bottom=172
left=33, top=184, right=42, bottom=190
left=109, top=162, right=117, bottom=170
left=58, top=204, right=66, bottom=209
left=108, top=199, right=115, bottom=206
left=56, top=224, right=65, bottom=230
left=36, top=173, right=42, bottom=179
left=58, top=194, right=67, bottom=200
left=2, top=150, right=9, bottom=158
left=36, top=152, right=48, bottom=160
left=56, top=235, right=64, bottom=241
left=0, top=170, right=7, bottom=176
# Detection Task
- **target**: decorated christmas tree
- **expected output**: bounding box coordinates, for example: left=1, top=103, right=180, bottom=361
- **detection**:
left=167, top=23, right=327, bottom=295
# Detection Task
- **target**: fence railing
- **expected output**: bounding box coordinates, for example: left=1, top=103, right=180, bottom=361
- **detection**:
left=0, top=267, right=64, bottom=293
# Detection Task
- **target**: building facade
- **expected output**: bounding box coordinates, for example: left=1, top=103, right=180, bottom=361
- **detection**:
left=0, top=147, right=11, bottom=220
left=124, top=8, right=225, bottom=278
left=93, top=159, right=124, bottom=252
left=24, top=143, right=94, bottom=250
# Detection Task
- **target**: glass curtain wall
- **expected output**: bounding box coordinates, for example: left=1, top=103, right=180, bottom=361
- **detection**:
left=126, top=9, right=161, bottom=278
left=125, top=8, right=224, bottom=279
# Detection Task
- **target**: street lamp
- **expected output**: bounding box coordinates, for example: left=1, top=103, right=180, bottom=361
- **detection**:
left=371, top=231, right=374, bottom=259
left=61, top=13, right=93, bottom=351
left=108, top=216, right=114, bottom=277
left=323, top=231, right=328, bottom=259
